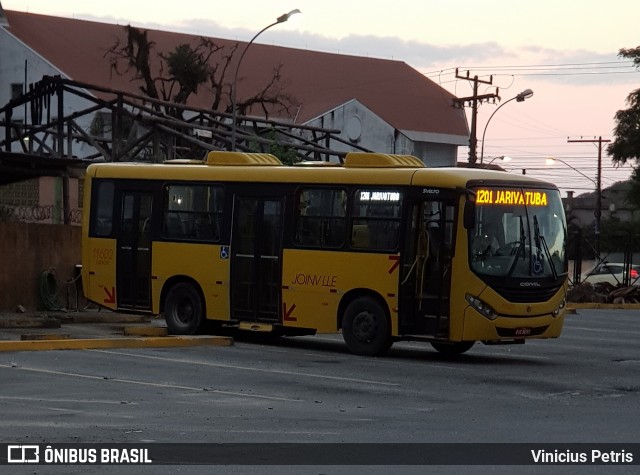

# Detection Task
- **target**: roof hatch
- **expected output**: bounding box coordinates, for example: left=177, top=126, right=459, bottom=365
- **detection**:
left=344, top=152, right=425, bottom=168
left=206, top=151, right=283, bottom=166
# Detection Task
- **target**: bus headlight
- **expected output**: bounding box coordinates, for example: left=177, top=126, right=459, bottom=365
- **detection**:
left=552, top=298, right=566, bottom=318
left=465, top=293, right=498, bottom=320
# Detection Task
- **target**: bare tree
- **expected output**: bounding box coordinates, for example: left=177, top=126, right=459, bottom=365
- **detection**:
left=105, top=25, right=298, bottom=119
left=106, top=26, right=160, bottom=100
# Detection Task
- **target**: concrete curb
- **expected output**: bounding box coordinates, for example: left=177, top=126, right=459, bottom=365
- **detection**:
left=123, top=326, right=169, bottom=337
left=0, top=335, right=233, bottom=352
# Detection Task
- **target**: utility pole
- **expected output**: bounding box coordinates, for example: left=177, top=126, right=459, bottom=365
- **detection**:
left=452, top=69, right=499, bottom=165
left=567, top=136, right=611, bottom=257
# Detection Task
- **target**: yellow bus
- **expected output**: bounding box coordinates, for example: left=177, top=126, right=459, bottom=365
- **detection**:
left=82, top=151, right=568, bottom=356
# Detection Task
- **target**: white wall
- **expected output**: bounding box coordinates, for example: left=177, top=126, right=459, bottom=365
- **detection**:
left=0, top=27, right=62, bottom=114
left=0, top=26, right=97, bottom=157
left=303, top=99, right=459, bottom=166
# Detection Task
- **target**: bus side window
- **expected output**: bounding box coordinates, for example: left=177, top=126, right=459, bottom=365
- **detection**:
left=294, top=188, right=346, bottom=248
left=96, top=219, right=112, bottom=236
left=164, top=212, right=185, bottom=239
left=194, top=214, right=215, bottom=241
left=351, top=188, right=402, bottom=251
left=162, top=184, right=223, bottom=242
left=351, top=224, right=370, bottom=248
left=328, top=218, right=346, bottom=246
left=296, top=215, right=320, bottom=246
left=92, top=181, right=114, bottom=237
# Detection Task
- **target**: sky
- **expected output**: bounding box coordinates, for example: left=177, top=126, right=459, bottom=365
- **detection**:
left=4, top=0, right=640, bottom=196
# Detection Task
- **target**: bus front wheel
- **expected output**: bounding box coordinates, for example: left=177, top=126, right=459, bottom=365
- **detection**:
left=342, top=297, right=392, bottom=356
left=430, top=341, right=475, bottom=355
left=164, top=282, right=204, bottom=335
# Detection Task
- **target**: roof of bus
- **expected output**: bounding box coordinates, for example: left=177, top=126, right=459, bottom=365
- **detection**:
left=86, top=162, right=556, bottom=190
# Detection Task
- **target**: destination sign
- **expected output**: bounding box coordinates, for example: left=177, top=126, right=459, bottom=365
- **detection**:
left=359, top=191, right=401, bottom=202
left=476, top=189, right=548, bottom=206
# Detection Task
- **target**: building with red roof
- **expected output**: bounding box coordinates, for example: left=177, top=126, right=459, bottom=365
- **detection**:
left=0, top=8, right=468, bottom=166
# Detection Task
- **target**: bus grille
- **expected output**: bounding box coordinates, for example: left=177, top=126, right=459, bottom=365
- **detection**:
left=492, top=285, right=562, bottom=303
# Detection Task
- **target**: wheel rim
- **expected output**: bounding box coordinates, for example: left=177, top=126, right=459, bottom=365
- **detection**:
left=174, top=296, right=195, bottom=326
left=352, top=310, right=377, bottom=342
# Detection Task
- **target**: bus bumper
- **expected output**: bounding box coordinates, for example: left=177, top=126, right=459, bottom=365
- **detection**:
left=461, top=306, right=566, bottom=342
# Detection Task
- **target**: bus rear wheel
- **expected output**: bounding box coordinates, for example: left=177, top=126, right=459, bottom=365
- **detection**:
left=342, top=297, right=392, bottom=356
left=430, top=341, right=475, bottom=355
left=164, top=282, right=204, bottom=335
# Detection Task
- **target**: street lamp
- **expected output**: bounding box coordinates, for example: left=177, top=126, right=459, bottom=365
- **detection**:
left=230, top=9, right=301, bottom=151
left=479, top=88, right=534, bottom=164
left=546, top=157, right=602, bottom=257
left=486, top=155, right=512, bottom=166
left=545, top=158, right=596, bottom=185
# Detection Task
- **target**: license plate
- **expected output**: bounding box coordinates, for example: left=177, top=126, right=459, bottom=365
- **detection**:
left=515, top=327, right=531, bottom=336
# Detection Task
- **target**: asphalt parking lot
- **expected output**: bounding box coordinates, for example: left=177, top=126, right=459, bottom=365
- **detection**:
left=0, top=302, right=634, bottom=353
left=1, top=306, right=638, bottom=474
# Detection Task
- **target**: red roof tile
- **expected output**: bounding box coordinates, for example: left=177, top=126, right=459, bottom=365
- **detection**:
left=5, top=10, right=468, bottom=137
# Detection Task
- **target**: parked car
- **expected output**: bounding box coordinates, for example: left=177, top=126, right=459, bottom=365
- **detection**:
left=580, top=262, right=640, bottom=286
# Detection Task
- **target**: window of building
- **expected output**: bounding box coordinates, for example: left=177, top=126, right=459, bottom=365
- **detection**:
left=163, top=184, right=224, bottom=242
left=351, top=189, right=402, bottom=251
left=295, top=188, right=347, bottom=248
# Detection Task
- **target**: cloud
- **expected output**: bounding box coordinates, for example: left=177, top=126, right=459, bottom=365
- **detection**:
left=75, top=13, right=640, bottom=88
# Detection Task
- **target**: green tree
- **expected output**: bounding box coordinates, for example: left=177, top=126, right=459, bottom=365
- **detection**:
left=608, top=46, right=640, bottom=164
left=625, top=167, right=640, bottom=209
left=162, top=44, right=210, bottom=105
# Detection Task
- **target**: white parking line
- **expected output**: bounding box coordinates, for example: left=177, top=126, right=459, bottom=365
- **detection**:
left=0, top=363, right=301, bottom=402
left=90, top=349, right=401, bottom=387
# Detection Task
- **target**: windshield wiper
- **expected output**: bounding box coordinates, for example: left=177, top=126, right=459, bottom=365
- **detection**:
left=534, top=215, right=558, bottom=280
left=506, top=215, right=527, bottom=278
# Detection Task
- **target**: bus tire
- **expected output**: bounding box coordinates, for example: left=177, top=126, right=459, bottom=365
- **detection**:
left=430, top=341, right=475, bottom=355
left=342, top=297, right=392, bottom=356
left=164, top=282, right=204, bottom=335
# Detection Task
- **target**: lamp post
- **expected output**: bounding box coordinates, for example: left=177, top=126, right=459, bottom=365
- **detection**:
left=479, top=89, right=534, bottom=164
left=485, top=155, right=512, bottom=167
left=546, top=157, right=601, bottom=257
left=545, top=158, right=596, bottom=186
left=230, top=9, right=301, bottom=151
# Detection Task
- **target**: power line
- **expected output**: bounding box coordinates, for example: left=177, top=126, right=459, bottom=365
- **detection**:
left=462, top=61, right=635, bottom=69
left=424, top=61, right=637, bottom=77
left=498, top=71, right=638, bottom=77
left=424, top=62, right=639, bottom=85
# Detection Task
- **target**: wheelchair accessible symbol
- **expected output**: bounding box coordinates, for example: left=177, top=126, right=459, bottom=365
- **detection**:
left=532, top=255, right=544, bottom=274
left=220, top=246, right=230, bottom=259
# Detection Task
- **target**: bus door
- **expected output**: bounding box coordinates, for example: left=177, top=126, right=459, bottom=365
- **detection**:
left=230, top=197, right=283, bottom=322
left=399, top=198, right=455, bottom=337
left=116, top=191, right=153, bottom=310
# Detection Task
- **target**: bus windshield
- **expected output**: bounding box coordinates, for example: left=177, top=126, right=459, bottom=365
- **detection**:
left=469, top=186, right=567, bottom=280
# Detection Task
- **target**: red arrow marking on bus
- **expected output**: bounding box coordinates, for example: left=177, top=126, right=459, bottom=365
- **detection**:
left=283, top=302, right=297, bottom=322
left=388, top=255, right=400, bottom=274
left=103, top=286, right=116, bottom=304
